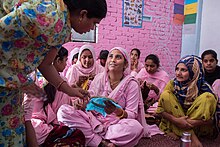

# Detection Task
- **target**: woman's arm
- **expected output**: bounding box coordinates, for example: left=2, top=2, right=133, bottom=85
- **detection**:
left=160, top=111, right=193, bottom=130
left=186, top=118, right=213, bottom=127
left=38, top=48, right=87, bottom=98
left=25, top=121, right=39, bottom=147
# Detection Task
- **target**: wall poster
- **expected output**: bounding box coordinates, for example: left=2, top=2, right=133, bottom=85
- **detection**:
left=122, top=0, right=144, bottom=28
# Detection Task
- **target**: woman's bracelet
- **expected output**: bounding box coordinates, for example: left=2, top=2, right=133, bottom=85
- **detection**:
left=117, top=109, right=125, bottom=119
left=56, top=80, right=66, bottom=91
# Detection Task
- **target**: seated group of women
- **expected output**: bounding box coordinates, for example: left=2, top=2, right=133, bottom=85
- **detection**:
left=24, top=45, right=220, bottom=147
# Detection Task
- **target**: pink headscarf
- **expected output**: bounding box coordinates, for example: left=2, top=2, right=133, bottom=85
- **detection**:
left=62, top=42, right=79, bottom=65
left=70, top=48, right=79, bottom=60
left=107, top=47, right=131, bottom=76
left=74, top=44, right=101, bottom=75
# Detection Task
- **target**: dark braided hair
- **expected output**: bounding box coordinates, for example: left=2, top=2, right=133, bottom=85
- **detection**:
left=43, top=47, right=68, bottom=115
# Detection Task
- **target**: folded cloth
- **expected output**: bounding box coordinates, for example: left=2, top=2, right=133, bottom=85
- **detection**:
left=86, top=97, right=122, bottom=117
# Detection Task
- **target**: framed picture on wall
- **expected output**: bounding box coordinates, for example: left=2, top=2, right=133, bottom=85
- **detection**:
left=122, top=0, right=144, bottom=28
left=71, top=25, right=98, bottom=43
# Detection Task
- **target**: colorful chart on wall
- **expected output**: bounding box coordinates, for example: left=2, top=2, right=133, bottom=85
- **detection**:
left=173, top=2, right=184, bottom=25
left=122, top=0, right=144, bottom=28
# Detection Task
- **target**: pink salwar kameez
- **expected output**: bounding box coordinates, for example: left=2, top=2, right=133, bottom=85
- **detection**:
left=30, top=76, right=72, bottom=145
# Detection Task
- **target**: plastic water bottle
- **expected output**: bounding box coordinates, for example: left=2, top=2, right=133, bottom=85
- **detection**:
left=180, top=132, right=191, bottom=147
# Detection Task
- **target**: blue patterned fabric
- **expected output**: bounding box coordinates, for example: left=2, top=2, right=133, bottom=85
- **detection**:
left=86, top=97, right=122, bottom=117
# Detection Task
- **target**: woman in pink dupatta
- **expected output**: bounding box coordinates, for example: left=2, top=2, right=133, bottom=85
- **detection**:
left=136, top=54, right=170, bottom=112
left=65, top=44, right=104, bottom=89
left=58, top=47, right=153, bottom=147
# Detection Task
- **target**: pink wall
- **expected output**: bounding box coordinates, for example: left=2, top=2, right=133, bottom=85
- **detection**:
left=69, top=0, right=183, bottom=77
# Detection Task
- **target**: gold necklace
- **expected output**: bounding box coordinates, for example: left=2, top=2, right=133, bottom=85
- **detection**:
left=110, top=80, right=120, bottom=88
left=109, top=75, right=123, bottom=89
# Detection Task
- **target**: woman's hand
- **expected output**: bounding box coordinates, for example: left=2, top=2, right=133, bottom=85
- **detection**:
left=89, top=74, right=96, bottom=80
left=174, top=116, right=193, bottom=129
left=104, top=100, right=117, bottom=114
left=73, top=98, right=89, bottom=111
left=187, top=118, right=213, bottom=128
left=131, top=60, right=138, bottom=71
left=138, top=79, right=144, bottom=88
left=146, top=83, right=159, bottom=95
left=70, top=87, right=90, bottom=99
left=141, top=81, right=150, bottom=101
left=77, top=76, right=89, bottom=87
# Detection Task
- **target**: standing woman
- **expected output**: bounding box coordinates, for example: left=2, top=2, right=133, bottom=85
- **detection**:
left=66, top=44, right=104, bottom=90
left=0, top=0, right=107, bottom=146
left=156, top=55, right=218, bottom=147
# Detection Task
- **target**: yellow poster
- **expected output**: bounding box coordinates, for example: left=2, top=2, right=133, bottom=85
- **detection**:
left=184, top=3, right=197, bottom=15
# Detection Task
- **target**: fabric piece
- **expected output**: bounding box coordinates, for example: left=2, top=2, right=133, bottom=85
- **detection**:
left=86, top=97, right=122, bottom=117
left=43, top=125, right=85, bottom=147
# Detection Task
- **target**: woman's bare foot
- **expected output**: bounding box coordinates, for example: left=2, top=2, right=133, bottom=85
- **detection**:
left=165, top=132, right=179, bottom=140
left=99, top=140, right=115, bottom=147
left=191, top=132, right=203, bottom=147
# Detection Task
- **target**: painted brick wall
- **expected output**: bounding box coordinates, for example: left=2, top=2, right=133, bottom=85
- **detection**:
left=71, top=0, right=182, bottom=77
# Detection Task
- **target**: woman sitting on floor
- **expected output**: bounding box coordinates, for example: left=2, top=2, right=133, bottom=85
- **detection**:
left=156, top=55, right=218, bottom=147
left=57, top=47, right=147, bottom=147
left=136, top=54, right=170, bottom=112
left=24, top=47, right=85, bottom=146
